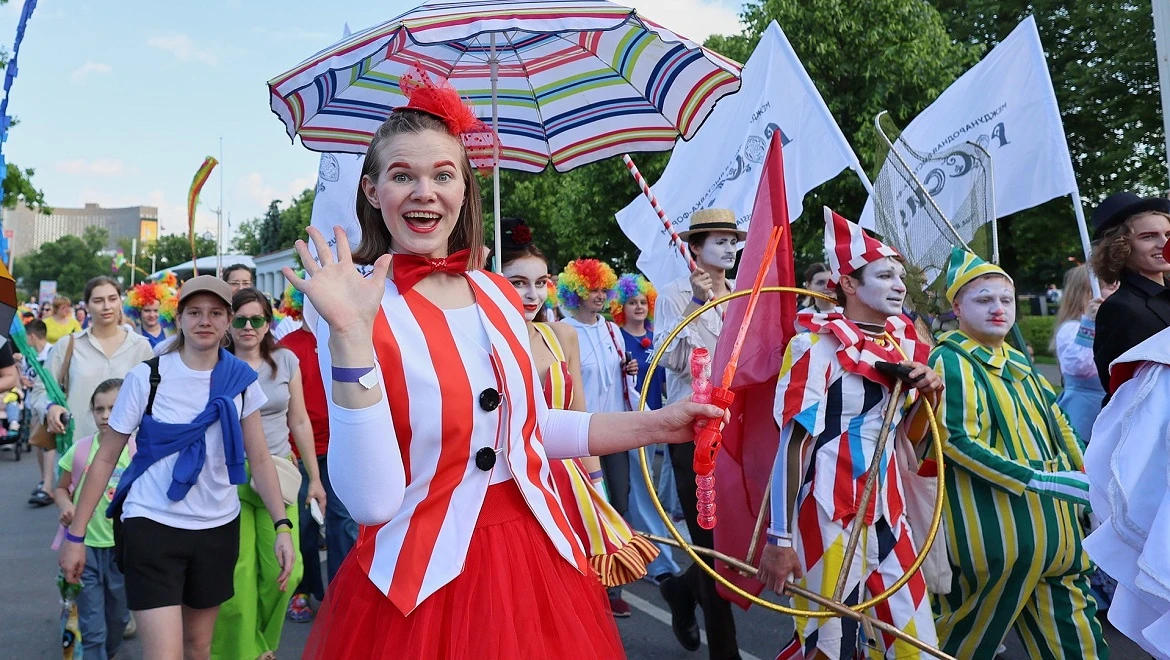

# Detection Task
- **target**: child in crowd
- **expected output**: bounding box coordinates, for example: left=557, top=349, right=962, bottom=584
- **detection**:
left=52, top=379, right=132, bottom=660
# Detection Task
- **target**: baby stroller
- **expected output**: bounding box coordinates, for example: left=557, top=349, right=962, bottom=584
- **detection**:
left=0, top=403, right=31, bottom=460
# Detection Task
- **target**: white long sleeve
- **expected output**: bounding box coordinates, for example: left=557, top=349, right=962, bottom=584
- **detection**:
left=317, top=319, right=406, bottom=526
left=539, top=407, right=592, bottom=459
left=1055, top=319, right=1098, bottom=379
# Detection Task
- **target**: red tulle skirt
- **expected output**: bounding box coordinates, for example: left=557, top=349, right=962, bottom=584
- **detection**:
left=303, top=482, right=626, bottom=659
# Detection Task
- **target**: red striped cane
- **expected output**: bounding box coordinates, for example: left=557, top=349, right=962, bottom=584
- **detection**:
left=622, top=154, right=697, bottom=272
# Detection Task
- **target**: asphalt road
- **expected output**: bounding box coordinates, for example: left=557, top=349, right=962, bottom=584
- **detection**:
left=0, top=445, right=1142, bottom=659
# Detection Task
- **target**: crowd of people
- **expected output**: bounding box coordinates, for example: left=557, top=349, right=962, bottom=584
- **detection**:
left=11, top=68, right=1165, bottom=660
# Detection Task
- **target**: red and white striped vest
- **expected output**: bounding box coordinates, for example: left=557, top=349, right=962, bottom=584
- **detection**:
left=320, top=270, right=589, bottom=614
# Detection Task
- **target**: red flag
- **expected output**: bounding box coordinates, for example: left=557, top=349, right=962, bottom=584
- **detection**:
left=710, top=134, right=798, bottom=608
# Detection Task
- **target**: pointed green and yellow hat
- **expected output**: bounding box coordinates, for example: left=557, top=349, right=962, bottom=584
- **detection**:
left=945, top=247, right=1012, bottom=303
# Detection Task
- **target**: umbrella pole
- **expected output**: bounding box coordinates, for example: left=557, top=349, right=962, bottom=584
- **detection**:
left=490, top=33, right=502, bottom=273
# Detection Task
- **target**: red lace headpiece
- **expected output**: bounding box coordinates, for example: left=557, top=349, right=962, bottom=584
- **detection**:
left=396, top=64, right=499, bottom=175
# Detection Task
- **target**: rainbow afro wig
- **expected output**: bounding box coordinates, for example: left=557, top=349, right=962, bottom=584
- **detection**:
left=609, top=274, right=656, bottom=327
left=124, top=273, right=178, bottom=328
left=545, top=276, right=560, bottom=314
left=556, top=259, right=617, bottom=310
left=278, top=271, right=305, bottom=321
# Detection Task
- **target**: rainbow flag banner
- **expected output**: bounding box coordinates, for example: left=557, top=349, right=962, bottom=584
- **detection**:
left=186, top=156, right=218, bottom=273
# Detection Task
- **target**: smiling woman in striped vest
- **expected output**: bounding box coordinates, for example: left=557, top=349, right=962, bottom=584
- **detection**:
left=285, top=65, right=725, bottom=659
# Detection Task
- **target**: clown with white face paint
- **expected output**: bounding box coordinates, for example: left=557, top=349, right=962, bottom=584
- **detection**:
left=762, top=208, right=942, bottom=660
left=499, top=218, right=662, bottom=599
left=653, top=208, right=748, bottom=657
left=928, top=248, right=1108, bottom=659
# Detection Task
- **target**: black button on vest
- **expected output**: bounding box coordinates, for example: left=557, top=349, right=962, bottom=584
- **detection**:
left=479, top=388, right=501, bottom=412
left=475, top=447, right=497, bottom=471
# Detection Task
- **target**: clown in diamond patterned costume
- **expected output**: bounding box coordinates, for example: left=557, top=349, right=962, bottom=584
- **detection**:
left=761, top=209, right=943, bottom=659
left=929, top=248, right=1108, bottom=659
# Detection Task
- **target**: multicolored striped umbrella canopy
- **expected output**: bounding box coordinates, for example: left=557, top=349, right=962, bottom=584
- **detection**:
left=268, top=0, right=742, bottom=173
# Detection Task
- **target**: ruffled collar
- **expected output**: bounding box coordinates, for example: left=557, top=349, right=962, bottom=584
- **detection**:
left=798, top=311, right=929, bottom=387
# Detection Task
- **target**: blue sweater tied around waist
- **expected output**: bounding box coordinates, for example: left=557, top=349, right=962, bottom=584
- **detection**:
left=107, top=349, right=258, bottom=518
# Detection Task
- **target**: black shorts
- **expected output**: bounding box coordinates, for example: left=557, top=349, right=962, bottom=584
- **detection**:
left=120, top=516, right=240, bottom=611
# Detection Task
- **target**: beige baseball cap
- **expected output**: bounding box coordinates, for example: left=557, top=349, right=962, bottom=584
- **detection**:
left=178, top=275, right=233, bottom=308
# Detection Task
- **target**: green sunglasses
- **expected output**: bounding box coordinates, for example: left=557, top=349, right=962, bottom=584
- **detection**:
left=231, top=315, right=267, bottom=329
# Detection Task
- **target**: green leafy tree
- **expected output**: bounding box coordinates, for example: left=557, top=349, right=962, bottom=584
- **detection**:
left=3, top=163, right=48, bottom=213
left=484, top=153, right=670, bottom=274
left=278, top=188, right=315, bottom=248
left=147, top=233, right=217, bottom=272
left=702, top=0, right=980, bottom=266
left=232, top=217, right=262, bottom=255
left=231, top=187, right=316, bottom=255
left=258, top=201, right=283, bottom=254
left=12, top=227, right=110, bottom=300
left=0, top=0, right=49, bottom=214
left=931, top=1, right=1164, bottom=290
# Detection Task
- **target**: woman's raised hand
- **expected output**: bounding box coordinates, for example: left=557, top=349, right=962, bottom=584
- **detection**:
left=283, top=226, right=393, bottom=337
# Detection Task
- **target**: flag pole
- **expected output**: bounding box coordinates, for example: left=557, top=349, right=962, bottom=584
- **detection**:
left=1070, top=188, right=1102, bottom=298
left=217, top=136, right=224, bottom=278
left=849, top=163, right=874, bottom=196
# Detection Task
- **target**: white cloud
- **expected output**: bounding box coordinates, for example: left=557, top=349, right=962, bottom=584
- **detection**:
left=55, top=158, right=139, bottom=177
left=628, top=0, right=743, bottom=44
left=237, top=172, right=316, bottom=209
left=71, top=61, right=111, bottom=82
left=146, top=33, right=219, bottom=65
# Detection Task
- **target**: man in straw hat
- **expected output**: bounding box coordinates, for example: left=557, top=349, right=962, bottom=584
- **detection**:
left=654, top=207, right=745, bottom=658
left=928, top=247, right=1107, bottom=658
left=759, top=209, right=942, bottom=659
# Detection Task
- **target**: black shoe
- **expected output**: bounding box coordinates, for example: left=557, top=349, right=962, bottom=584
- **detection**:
left=30, top=481, right=43, bottom=497
left=659, top=574, right=700, bottom=651
left=28, top=488, right=52, bottom=507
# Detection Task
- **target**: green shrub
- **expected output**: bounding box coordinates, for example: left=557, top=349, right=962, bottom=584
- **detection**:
left=1017, top=315, right=1058, bottom=357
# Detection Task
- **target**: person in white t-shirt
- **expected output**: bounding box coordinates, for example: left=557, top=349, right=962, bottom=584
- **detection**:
left=59, top=275, right=295, bottom=660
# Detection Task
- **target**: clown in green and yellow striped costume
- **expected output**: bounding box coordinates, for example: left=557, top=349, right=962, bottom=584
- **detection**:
left=929, top=248, right=1108, bottom=659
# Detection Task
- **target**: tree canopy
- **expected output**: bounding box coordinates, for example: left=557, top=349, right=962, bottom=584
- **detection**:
left=931, top=0, right=1165, bottom=289
left=703, top=0, right=980, bottom=267
left=232, top=187, right=316, bottom=257
left=120, top=0, right=1165, bottom=295
left=14, top=226, right=111, bottom=300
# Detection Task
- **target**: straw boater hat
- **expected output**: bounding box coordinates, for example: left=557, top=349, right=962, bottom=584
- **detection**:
left=678, top=208, right=747, bottom=241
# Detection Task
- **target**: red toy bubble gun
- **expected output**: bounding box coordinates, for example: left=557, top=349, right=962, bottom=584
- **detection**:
left=690, top=226, right=783, bottom=530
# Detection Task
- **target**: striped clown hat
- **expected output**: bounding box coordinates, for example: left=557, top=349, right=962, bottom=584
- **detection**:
left=824, top=207, right=900, bottom=283
left=945, top=247, right=1012, bottom=304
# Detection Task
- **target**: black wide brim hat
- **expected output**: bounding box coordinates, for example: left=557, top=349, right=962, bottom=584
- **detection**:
left=1092, top=192, right=1170, bottom=240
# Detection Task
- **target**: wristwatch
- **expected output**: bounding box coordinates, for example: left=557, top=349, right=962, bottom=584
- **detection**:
left=273, top=518, right=294, bottom=532
left=332, top=366, right=378, bottom=390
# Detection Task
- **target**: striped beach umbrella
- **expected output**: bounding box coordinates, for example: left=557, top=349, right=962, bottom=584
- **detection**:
left=268, top=0, right=742, bottom=267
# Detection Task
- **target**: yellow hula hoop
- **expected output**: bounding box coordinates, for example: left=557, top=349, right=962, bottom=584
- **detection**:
left=637, top=286, right=945, bottom=618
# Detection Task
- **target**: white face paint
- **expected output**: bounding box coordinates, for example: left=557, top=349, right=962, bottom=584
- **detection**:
left=696, top=231, right=739, bottom=270
left=852, top=257, right=906, bottom=317
left=503, top=256, right=550, bottom=322
left=954, top=276, right=1016, bottom=346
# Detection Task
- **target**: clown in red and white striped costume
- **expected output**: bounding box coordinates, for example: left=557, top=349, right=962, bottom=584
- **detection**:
left=292, top=64, right=728, bottom=659
left=321, top=270, right=594, bottom=610
left=758, top=209, right=943, bottom=660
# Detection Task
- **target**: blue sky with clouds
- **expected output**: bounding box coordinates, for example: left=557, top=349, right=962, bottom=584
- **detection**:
left=0, top=0, right=742, bottom=243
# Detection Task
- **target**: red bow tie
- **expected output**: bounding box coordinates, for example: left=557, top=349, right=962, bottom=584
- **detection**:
left=391, top=249, right=472, bottom=292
